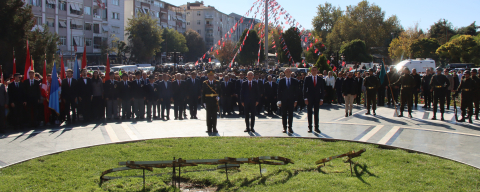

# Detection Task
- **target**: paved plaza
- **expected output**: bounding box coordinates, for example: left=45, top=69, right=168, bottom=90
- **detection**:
left=1, top=104, right=480, bottom=169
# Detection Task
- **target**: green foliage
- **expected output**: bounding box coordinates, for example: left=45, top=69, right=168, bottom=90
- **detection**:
left=304, top=40, right=326, bottom=64
left=276, top=27, right=302, bottom=64
left=212, top=40, right=235, bottom=66
left=340, top=39, right=370, bottom=63
left=315, top=55, right=332, bottom=72
left=388, top=24, right=425, bottom=61
left=410, top=38, right=440, bottom=60
left=184, top=29, right=206, bottom=62
left=28, top=25, right=59, bottom=73
left=312, top=2, right=342, bottom=42
left=161, top=27, right=188, bottom=54
left=456, top=22, right=477, bottom=36
left=436, top=35, right=480, bottom=64
left=0, top=0, right=35, bottom=76
left=237, top=29, right=263, bottom=66
left=428, top=19, right=457, bottom=45
left=125, top=13, right=163, bottom=63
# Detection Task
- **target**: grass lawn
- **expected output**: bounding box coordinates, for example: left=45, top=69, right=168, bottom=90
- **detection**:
left=0, top=137, right=479, bottom=191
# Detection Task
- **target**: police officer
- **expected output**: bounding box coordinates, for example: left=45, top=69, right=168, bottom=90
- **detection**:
left=430, top=67, right=450, bottom=120
left=363, top=69, right=380, bottom=115
left=202, top=70, right=220, bottom=133
left=457, top=70, right=475, bottom=123
left=392, top=67, right=416, bottom=118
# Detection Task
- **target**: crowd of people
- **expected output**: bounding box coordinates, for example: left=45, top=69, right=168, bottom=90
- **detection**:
left=0, top=63, right=477, bottom=134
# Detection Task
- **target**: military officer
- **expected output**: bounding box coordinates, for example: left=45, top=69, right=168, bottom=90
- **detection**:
left=202, top=70, right=220, bottom=133
left=470, top=69, right=480, bottom=120
left=392, top=67, right=416, bottom=118
left=457, top=70, right=475, bottom=123
left=430, top=67, right=450, bottom=120
left=363, top=69, right=380, bottom=115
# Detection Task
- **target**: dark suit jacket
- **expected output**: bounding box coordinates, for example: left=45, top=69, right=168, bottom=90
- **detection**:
left=172, top=80, right=186, bottom=101
left=144, top=83, right=160, bottom=101
left=118, top=80, right=131, bottom=100
left=77, top=78, right=93, bottom=99
left=277, top=77, right=298, bottom=105
left=256, top=79, right=265, bottom=96
left=240, top=81, right=260, bottom=105
left=159, top=80, right=173, bottom=100
left=131, top=79, right=145, bottom=99
left=220, top=80, right=235, bottom=97
left=303, top=75, right=325, bottom=102
left=104, top=80, right=120, bottom=100
left=187, top=77, right=201, bottom=98
left=8, top=82, right=24, bottom=104
left=236, top=79, right=246, bottom=95
left=264, top=81, right=277, bottom=99
left=61, top=78, right=78, bottom=100
left=23, top=78, right=40, bottom=102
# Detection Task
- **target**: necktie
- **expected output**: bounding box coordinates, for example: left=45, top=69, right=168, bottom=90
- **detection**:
left=30, top=80, right=33, bottom=86
left=287, top=79, right=290, bottom=88
left=179, top=81, right=181, bottom=86
left=137, top=80, right=139, bottom=85
left=69, top=79, right=71, bottom=87
left=314, top=76, right=316, bottom=87
left=16, top=83, right=18, bottom=88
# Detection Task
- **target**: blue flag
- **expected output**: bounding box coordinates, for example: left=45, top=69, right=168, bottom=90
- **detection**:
left=379, top=60, right=386, bottom=85
left=49, top=63, right=60, bottom=115
left=73, top=56, right=80, bottom=79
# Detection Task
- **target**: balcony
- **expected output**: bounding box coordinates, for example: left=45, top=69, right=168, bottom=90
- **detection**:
left=205, top=15, right=214, bottom=19
left=205, top=24, right=213, bottom=28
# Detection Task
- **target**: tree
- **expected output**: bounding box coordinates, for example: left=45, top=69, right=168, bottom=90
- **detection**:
left=184, top=29, right=205, bottom=62
left=276, top=27, right=302, bottom=64
left=388, top=24, right=426, bottom=61
left=427, top=19, right=456, bottom=45
left=0, top=0, right=35, bottom=76
left=125, top=13, right=163, bottom=63
left=312, top=2, right=342, bottom=42
left=212, top=40, right=235, bottom=66
left=436, top=35, right=480, bottom=64
left=457, top=22, right=477, bottom=36
left=254, top=23, right=281, bottom=52
left=161, top=27, right=188, bottom=63
left=28, top=25, right=59, bottom=73
left=315, top=54, right=332, bottom=72
left=237, top=29, right=263, bottom=66
left=304, top=38, right=326, bottom=64
left=410, top=38, right=440, bottom=60
left=340, top=39, right=370, bottom=63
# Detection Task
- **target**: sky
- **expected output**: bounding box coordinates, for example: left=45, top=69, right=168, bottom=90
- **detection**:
left=180, top=0, right=480, bottom=32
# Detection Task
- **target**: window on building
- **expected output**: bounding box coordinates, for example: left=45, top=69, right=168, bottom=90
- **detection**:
left=186, top=21, right=190, bottom=25
left=197, top=20, right=200, bottom=25
left=197, top=11, right=200, bottom=16
left=112, top=0, right=119, bottom=6
left=197, top=30, right=201, bottom=34
left=46, top=18, right=55, bottom=27
left=84, top=6, right=91, bottom=15
left=70, top=3, right=83, bottom=15
left=112, top=26, right=120, bottom=34
left=58, top=20, right=67, bottom=28
left=59, top=36, right=67, bottom=45
left=155, top=12, right=159, bottom=18
left=35, top=17, right=42, bottom=25
left=30, top=0, right=41, bottom=7
left=85, top=38, right=92, bottom=46
left=93, top=23, right=100, bottom=33
left=93, top=37, right=102, bottom=49
left=72, top=36, right=84, bottom=46
left=59, top=1, right=66, bottom=10
left=154, top=1, right=163, bottom=8
left=84, top=23, right=92, bottom=30
left=206, top=21, right=210, bottom=24
left=168, top=15, right=170, bottom=21
left=112, top=12, right=119, bottom=20
left=46, top=0, right=55, bottom=9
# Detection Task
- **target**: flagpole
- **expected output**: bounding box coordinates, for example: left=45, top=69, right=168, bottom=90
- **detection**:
left=384, top=58, right=399, bottom=117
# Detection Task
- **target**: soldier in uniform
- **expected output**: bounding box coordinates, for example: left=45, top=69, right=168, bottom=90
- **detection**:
left=363, top=69, right=380, bottom=115
left=202, top=70, right=220, bottom=133
left=457, top=70, right=475, bottom=123
left=421, top=68, right=433, bottom=109
left=392, top=67, right=416, bottom=118
left=430, top=67, right=450, bottom=120
left=470, top=69, right=480, bottom=120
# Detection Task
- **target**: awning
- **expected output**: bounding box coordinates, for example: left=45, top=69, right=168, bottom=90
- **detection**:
left=74, top=4, right=81, bottom=11
left=59, top=21, right=66, bottom=27
left=102, top=25, right=109, bottom=32
left=73, top=36, right=78, bottom=45
left=70, top=3, right=75, bottom=11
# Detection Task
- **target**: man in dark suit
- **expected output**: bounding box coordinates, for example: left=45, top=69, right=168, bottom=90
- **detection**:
left=187, top=72, right=201, bottom=119
left=119, top=73, right=131, bottom=120
left=61, top=69, right=77, bottom=123
left=277, top=68, right=298, bottom=133
left=220, top=75, right=235, bottom=116
left=77, top=69, right=93, bottom=122
left=23, top=70, right=40, bottom=127
left=303, top=66, right=325, bottom=133
left=241, top=71, right=260, bottom=132
left=172, top=73, right=186, bottom=120
left=104, top=72, right=120, bottom=120
left=145, top=75, right=160, bottom=121
left=131, top=71, right=146, bottom=121
left=8, top=73, right=25, bottom=128
left=236, top=72, right=246, bottom=115
left=255, top=73, right=265, bottom=115
left=0, top=80, right=8, bottom=133
left=264, top=75, right=277, bottom=115
left=159, top=73, right=173, bottom=120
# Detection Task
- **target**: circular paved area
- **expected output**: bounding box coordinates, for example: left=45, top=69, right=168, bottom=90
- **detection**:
left=1, top=104, right=480, bottom=169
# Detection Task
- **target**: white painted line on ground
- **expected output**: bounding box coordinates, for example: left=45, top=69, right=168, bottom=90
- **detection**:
left=121, top=124, right=138, bottom=140
left=378, top=126, right=400, bottom=144
left=400, top=127, right=480, bottom=138
left=104, top=125, right=120, bottom=142
left=358, top=125, right=384, bottom=142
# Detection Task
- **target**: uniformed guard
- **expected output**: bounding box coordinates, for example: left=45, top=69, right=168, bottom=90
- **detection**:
left=457, top=70, right=475, bottom=123
left=392, top=67, right=416, bottom=118
left=363, top=69, right=380, bottom=115
left=430, top=67, right=450, bottom=120
left=470, top=69, right=480, bottom=120
left=202, top=70, right=220, bottom=133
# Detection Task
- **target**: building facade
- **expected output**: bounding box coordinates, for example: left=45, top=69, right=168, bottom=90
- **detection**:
left=28, top=0, right=125, bottom=67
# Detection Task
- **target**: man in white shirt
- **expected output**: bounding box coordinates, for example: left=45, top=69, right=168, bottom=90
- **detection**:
left=324, top=71, right=336, bottom=104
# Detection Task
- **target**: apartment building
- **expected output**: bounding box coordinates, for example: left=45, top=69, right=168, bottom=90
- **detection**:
left=28, top=0, right=125, bottom=67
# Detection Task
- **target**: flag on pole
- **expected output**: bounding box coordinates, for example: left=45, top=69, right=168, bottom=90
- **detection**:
left=41, top=59, right=50, bottom=124
left=60, top=53, right=66, bottom=80
left=104, top=54, right=110, bottom=82
left=379, top=60, right=386, bottom=85
left=23, top=40, right=31, bottom=81
left=81, top=43, right=87, bottom=69
left=49, top=63, right=60, bottom=115
left=73, top=56, right=80, bottom=79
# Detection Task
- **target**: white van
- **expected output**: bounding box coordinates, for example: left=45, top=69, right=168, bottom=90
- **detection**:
left=111, top=65, right=138, bottom=73
left=395, top=58, right=436, bottom=73
left=135, top=64, right=152, bottom=67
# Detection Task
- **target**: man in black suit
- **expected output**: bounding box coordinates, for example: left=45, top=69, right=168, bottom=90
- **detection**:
left=303, top=66, right=325, bottom=133
left=23, top=70, right=40, bottom=127
left=61, top=69, right=77, bottom=123
left=236, top=72, right=246, bottom=115
left=8, top=73, right=25, bottom=128
left=145, top=75, right=160, bottom=121
left=159, top=73, right=173, bottom=120
left=277, top=68, right=298, bottom=133
left=104, top=72, right=120, bottom=120
left=172, top=73, right=186, bottom=120
left=264, top=75, right=277, bottom=115
left=187, top=72, right=201, bottom=119
left=119, top=73, right=131, bottom=120
left=220, top=75, right=234, bottom=116
left=77, top=69, right=93, bottom=122
left=131, top=71, right=146, bottom=121
left=255, top=73, right=265, bottom=115
left=241, top=71, right=260, bottom=132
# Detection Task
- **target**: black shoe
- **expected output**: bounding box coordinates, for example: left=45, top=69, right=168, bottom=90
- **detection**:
left=349, top=112, right=352, bottom=116
left=213, top=129, right=218, bottom=133
left=314, top=128, right=321, bottom=133
left=282, top=128, right=287, bottom=133
left=308, top=129, right=313, bottom=133
left=174, top=118, right=178, bottom=120
left=206, top=130, right=212, bottom=133
left=251, top=129, right=256, bottom=133
left=179, top=117, right=184, bottom=120
left=373, top=112, right=376, bottom=116
left=458, top=118, right=466, bottom=122
left=244, top=129, right=250, bottom=132
left=398, top=114, right=404, bottom=117
left=440, top=116, right=445, bottom=121
left=288, top=128, right=294, bottom=133
left=476, top=116, right=479, bottom=120
left=345, top=113, right=348, bottom=117
left=469, top=118, right=473, bottom=123
left=365, top=112, right=371, bottom=115
left=431, top=116, right=437, bottom=120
